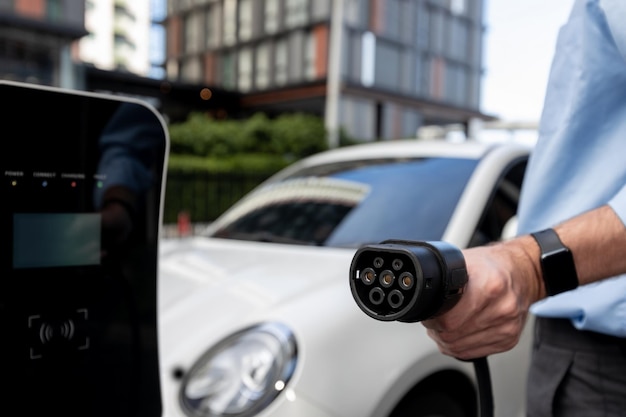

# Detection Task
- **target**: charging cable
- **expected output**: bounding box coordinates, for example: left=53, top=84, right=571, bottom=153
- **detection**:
left=473, top=357, right=493, bottom=417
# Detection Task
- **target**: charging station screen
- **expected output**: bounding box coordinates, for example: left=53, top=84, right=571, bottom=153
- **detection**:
left=13, top=213, right=101, bottom=269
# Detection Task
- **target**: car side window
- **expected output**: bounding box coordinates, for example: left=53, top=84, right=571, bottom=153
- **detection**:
left=468, top=158, right=527, bottom=247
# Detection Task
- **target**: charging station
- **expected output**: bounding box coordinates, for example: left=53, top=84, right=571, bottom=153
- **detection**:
left=0, top=81, right=168, bottom=417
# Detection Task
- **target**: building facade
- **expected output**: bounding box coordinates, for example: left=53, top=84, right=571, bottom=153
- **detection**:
left=0, top=0, right=86, bottom=87
left=164, top=0, right=493, bottom=142
left=0, top=0, right=219, bottom=123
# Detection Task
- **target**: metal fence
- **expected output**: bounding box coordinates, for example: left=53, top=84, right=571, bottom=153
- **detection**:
left=163, top=170, right=273, bottom=226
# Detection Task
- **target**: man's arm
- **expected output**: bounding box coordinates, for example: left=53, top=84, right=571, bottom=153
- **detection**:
left=556, top=204, right=626, bottom=286
left=422, top=204, right=626, bottom=360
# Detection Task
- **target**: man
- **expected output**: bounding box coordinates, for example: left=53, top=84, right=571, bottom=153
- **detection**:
left=423, top=1, right=626, bottom=415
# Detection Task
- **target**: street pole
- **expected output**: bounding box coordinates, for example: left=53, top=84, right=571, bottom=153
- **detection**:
left=324, top=0, right=344, bottom=149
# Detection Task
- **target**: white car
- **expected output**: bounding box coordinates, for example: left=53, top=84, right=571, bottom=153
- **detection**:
left=158, top=139, right=534, bottom=417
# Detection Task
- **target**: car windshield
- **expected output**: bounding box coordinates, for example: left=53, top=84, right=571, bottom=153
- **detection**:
left=206, top=157, right=478, bottom=247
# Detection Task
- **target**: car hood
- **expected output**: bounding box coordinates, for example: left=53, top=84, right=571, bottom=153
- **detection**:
left=159, top=236, right=355, bottom=307
left=158, top=236, right=356, bottom=353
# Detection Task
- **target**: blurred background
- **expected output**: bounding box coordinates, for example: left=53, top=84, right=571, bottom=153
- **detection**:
left=0, top=0, right=574, bottom=228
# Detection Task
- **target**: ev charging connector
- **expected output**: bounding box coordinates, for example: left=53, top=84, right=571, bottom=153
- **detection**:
left=349, top=239, right=493, bottom=417
left=349, top=239, right=468, bottom=322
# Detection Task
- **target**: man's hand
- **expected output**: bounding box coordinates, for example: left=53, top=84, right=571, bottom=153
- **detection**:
left=422, top=236, right=544, bottom=360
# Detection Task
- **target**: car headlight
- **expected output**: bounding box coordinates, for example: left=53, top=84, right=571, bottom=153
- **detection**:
left=179, top=322, right=298, bottom=417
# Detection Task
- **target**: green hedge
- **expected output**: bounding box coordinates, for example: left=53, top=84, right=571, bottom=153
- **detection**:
left=163, top=112, right=359, bottom=224
left=168, top=112, right=330, bottom=161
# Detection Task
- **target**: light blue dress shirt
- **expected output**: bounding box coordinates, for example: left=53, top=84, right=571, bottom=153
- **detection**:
left=516, top=0, right=626, bottom=337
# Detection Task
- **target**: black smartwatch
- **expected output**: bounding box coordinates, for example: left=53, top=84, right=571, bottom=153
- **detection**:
left=530, top=228, right=579, bottom=296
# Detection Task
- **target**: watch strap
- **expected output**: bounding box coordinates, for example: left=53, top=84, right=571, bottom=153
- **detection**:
left=531, top=228, right=579, bottom=296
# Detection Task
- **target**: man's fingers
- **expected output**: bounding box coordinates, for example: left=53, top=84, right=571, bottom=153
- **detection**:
left=426, top=318, right=524, bottom=359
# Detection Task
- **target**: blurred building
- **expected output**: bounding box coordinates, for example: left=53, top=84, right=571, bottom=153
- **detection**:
left=164, top=0, right=495, bottom=142
left=0, top=0, right=86, bottom=87
left=78, top=0, right=152, bottom=76
left=0, top=0, right=158, bottom=86
left=0, top=0, right=236, bottom=123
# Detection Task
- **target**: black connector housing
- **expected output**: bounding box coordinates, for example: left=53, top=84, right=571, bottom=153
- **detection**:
left=349, top=239, right=468, bottom=322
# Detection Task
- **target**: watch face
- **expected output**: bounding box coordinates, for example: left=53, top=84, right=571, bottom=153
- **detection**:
left=0, top=81, right=167, bottom=417
left=541, top=247, right=578, bottom=296
left=532, top=228, right=579, bottom=296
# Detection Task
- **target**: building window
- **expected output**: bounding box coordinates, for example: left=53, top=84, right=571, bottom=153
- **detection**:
left=459, top=67, right=469, bottom=105
left=181, top=56, right=202, bottom=82
left=0, top=0, right=14, bottom=11
left=468, top=68, right=480, bottom=107
left=238, top=47, right=253, bottom=91
left=430, top=8, right=444, bottom=55
left=175, top=0, right=194, bottom=11
left=221, top=51, right=236, bottom=89
left=341, top=96, right=376, bottom=141
left=402, top=108, right=422, bottom=138
left=414, top=54, right=422, bottom=95
left=205, top=5, right=220, bottom=48
left=445, top=64, right=468, bottom=105
left=115, top=3, right=136, bottom=22
left=449, top=18, right=469, bottom=61
left=399, top=1, right=414, bottom=44
left=343, top=30, right=360, bottom=83
left=450, top=0, right=466, bottom=15
left=184, top=12, right=203, bottom=53
left=46, top=0, right=62, bottom=21
left=361, top=31, right=374, bottom=86
left=265, top=0, right=280, bottom=34
left=239, top=0, right=254, bottom=42
left=311, top=0, right=330, bottom=20
left=274, top=37, right=288, bottom=86
left=287, top=30, right=305, bottom=82
left=223, top=0, right=237, bottom=46
left=383, top=0, right=402, bottom=40
left=304, top=31, right=316, bottom=80
left=114, top=34, right=136, bottom=51
left=465, top=0, right=482, bottom=21
left=166, top=59, right=179, bottom=79
left=285, top=0, right=308, bottom=29
left=255, top=42, right=270, bottom=89
left=417, top=54, right=430, bottom=96
left=344, top=0, right=368, bottom=28
left=374, top=40, right=401, bottom=91
left=400, top=48, right=415, bottom=92
left=416, top=3, right=430, bottom=50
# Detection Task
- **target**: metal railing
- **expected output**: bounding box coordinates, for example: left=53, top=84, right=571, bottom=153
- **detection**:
left=163, top=169, right=273, bottom=225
